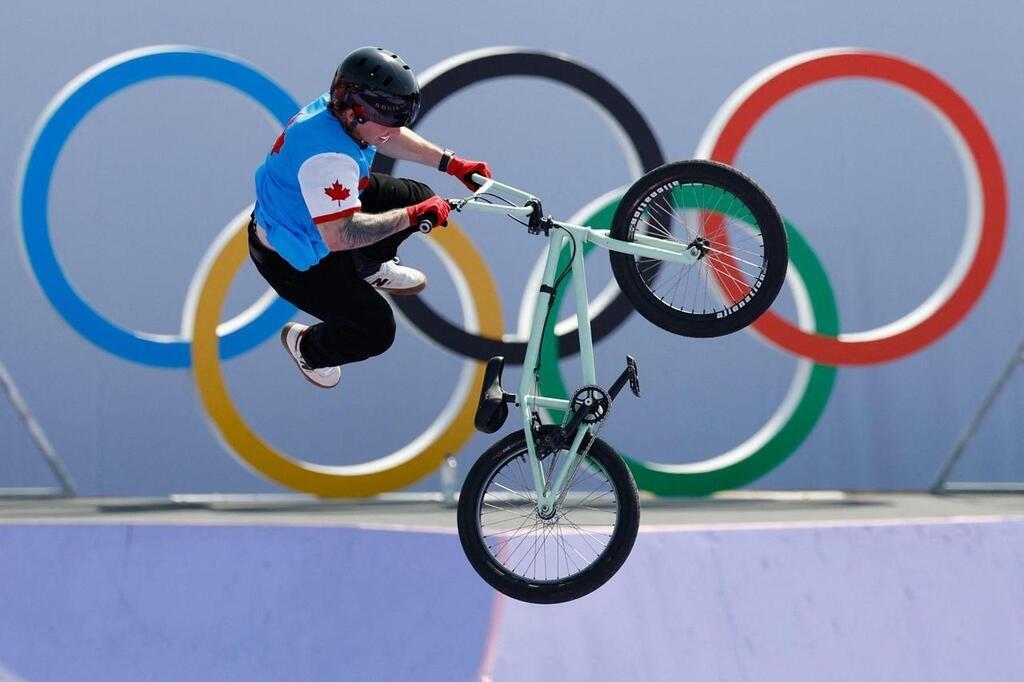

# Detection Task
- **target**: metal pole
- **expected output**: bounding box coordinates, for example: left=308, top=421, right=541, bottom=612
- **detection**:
left=0, top=360, right=76, bottom=496
left=931, top=337, right=1024, bottom=493
left=440, top=454, right=458, bottom=508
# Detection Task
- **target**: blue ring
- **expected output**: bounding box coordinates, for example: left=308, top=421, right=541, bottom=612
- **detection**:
left=18, top=47, right=298, bottom=367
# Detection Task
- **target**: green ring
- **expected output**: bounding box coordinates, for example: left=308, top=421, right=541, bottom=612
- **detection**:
left=538, top=195, right=839, bottom=496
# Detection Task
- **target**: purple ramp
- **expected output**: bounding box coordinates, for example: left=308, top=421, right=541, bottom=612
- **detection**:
left=0, top=524, right=493, bottom=681
left=487, top=519, right=1024, bottom=681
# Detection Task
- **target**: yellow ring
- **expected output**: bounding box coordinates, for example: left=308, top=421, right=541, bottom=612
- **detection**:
left=188, top=212, right=501, bottom=497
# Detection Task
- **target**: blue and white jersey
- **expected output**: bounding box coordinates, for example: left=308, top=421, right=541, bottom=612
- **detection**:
left=254, top=93, right=376, bottom=271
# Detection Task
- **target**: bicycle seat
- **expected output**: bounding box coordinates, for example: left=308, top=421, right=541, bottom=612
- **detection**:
left=475, top=356, right=512, bottom=434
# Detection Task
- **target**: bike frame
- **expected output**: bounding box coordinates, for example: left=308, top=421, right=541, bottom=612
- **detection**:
left=453, top=175, right=700, bottom=514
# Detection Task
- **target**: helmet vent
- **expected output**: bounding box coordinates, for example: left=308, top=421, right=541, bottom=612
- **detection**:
left=356, top=57, right=367, bottom=67
left=403, top=65, right=411, bottom=70
left=369, top=65, right=381, bottom=76
left=383, top=76, right=394, bottom=86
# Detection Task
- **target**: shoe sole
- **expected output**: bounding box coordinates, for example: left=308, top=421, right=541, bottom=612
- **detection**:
left=280, top=324, right=339, bottom=389
left=378, top=280, right=427, bottom=295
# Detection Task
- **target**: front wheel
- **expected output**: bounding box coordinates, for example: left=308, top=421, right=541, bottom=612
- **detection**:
left=609, top=160, right=788, bottom=337
left=457, top=426, right=640, bottom=604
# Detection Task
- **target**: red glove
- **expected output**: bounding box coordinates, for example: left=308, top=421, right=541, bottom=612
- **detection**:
left=406, top=196, right=451, bottom=229
left=446, top=156, right=492, bottom=191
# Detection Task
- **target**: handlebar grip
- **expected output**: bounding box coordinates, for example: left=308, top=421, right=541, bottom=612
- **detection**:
left=418, top=217, right=435, bottom=234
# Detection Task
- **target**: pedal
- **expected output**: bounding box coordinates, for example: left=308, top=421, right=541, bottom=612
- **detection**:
left=475, top=356, right=514, bottom=434
left=626, top=355, right=641, bottom=397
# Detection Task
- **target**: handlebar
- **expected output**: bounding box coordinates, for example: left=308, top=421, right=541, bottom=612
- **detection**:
left=416, top=174, right=533, bottom=234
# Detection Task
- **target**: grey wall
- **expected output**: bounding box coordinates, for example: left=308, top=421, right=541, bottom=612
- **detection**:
left=3, top=0, right=1023, bottom=495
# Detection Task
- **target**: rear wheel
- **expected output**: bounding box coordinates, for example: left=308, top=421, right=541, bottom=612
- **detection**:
left=457, top=426, right=640, bottom=604
left=609, top=160, right=788, bottom=337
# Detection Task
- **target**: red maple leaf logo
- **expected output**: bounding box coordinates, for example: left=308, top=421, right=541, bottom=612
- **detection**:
left=270, top=130, right=285, bottom=154
left=324, top=180, right=351, bottom=205
left=270, top=115, right=298, bottom=154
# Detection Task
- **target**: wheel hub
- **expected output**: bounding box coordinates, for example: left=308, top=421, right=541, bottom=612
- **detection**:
left=687, top=236, right=711, bottom=260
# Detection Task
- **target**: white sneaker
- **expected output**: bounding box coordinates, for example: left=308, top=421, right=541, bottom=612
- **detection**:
left=362, top=257, right=427, bottom=295
left=279, top=322, right=341, bottom=389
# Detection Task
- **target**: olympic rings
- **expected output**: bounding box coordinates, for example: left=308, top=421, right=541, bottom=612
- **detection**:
left=374, top=48, right=665, bottom=364
left=16, top=46, right=298, bottom=368
left=187, top=214, right=502, bottom=496
left=19, top=45, right=1007, bottom=498
left=697, top=49, right=1007, bottom=365
left=538, top=197, right=839, bottom=496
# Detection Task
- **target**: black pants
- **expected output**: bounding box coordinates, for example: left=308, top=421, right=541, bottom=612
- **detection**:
left=249, top=173, right=434, bottom=368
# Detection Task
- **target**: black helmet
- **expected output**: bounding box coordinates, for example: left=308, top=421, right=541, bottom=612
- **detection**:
left=330, top=47, right=420, bottom=128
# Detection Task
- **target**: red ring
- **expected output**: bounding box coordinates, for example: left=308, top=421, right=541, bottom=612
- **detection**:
left=705, top=50, right=1006, bottom=365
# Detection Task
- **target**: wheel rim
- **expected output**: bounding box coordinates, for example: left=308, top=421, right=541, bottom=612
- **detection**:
left=629, top=181, right=769, bottom=319
left=476, top=447, right=621, bottom=585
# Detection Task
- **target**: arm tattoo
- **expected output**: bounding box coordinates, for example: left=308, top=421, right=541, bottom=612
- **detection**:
left=331, top=208, right=409, bottom=250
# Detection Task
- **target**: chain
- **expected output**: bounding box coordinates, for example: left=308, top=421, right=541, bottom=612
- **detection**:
left=543, top=385, right=612, bottom=510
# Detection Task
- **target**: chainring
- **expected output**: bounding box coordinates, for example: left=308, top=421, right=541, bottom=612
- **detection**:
left=568, top=385, right=610, bottom=425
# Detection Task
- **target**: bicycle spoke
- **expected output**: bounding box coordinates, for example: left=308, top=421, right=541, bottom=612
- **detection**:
left=652, top=262, right=696, bottom=300
left=704, top=255, right=757, bottom=295
left=557, top=522, right=586, bottom=573
left=706, top=259, right=759, bottom=288
left=638, top=215, right=676, bottom=242
left=488, top=509, right=539, bottom=544
left=565, top=487, right=615, bottom=511
left=704, top=254, right=757, bottom=289
left=490, top=479, right=536, bottom=505
left=702, top=235, right=765, bottom=261
left=665, top=265, right=692, bottom=308
left=508, top=522, right=544, bottom=574
left=560, top=516, right=608, bottom=557
left=649, top=197, right=691, bottom=239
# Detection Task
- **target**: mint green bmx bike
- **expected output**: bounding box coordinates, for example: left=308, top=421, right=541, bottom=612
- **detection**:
left=417, top=160, right=787, bottom=603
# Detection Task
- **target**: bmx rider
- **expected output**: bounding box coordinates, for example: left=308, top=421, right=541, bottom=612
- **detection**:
left=249, top=46, right=491, bottom=388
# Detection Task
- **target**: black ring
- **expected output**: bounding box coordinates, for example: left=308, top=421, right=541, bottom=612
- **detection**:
left=374, top=49, right=665, bottom=364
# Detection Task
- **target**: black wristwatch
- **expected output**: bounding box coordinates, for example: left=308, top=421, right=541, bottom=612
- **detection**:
left=438, top=148, right=455, bottom=172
